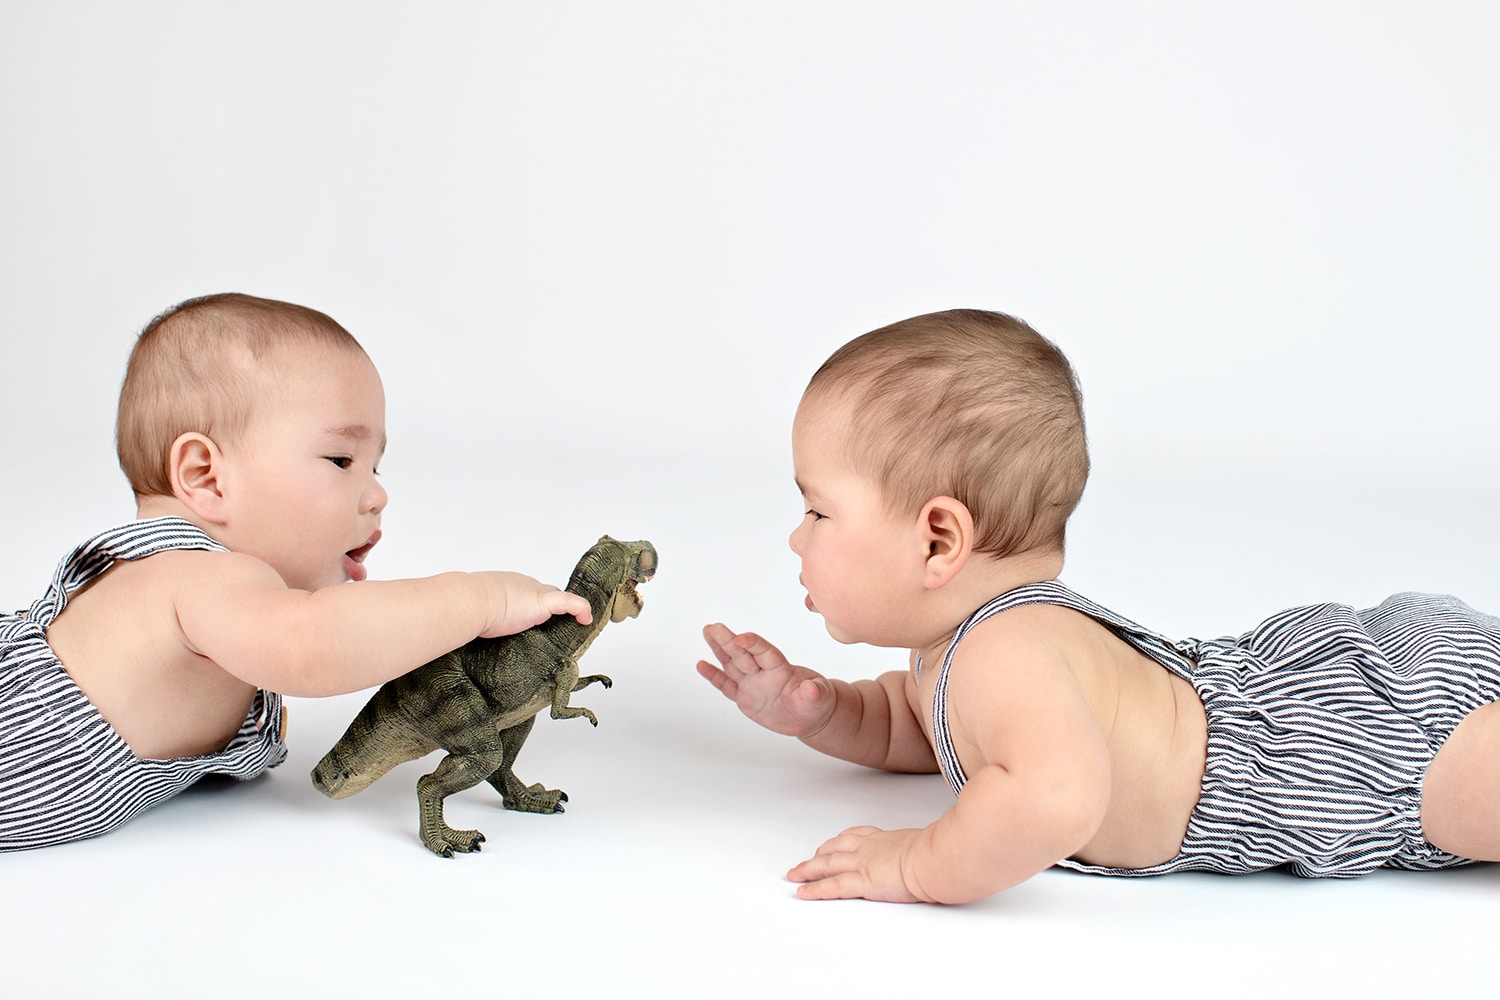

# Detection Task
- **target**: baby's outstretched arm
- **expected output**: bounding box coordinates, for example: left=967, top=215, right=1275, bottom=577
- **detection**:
left=174, top=551, right=592, bottom=697
left=697, top=623, right=936, bottom=772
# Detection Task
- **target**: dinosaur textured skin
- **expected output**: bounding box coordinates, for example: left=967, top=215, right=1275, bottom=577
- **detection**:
left=311, top=536, right=657, bottom=856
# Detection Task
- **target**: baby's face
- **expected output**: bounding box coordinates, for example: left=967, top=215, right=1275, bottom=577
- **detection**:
left=789, top=396, right=926, bottom=648
left=216, top=342, right=388, bottom=592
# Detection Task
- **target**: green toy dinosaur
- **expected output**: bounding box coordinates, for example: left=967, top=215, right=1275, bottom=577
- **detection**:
left=310, top=536, right=657, bottom=856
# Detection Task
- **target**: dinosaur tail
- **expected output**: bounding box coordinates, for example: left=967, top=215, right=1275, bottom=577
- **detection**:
left=310, top=686, right=432, bottom=799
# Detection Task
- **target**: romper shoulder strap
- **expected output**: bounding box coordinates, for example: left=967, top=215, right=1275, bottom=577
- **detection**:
left=19, top=517, right=227, bottom=631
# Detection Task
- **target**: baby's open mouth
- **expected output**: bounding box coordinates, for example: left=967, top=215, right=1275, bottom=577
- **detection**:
left=345, top=531, right=381, bottom=582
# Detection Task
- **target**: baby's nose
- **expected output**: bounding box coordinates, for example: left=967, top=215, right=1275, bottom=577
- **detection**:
left=364, top=480, right=388, bottom=514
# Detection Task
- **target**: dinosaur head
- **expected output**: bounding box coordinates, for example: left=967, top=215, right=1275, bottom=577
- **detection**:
left=603, top=536, right=657, bottom=623
left=561, top=536, right=659, bottom=630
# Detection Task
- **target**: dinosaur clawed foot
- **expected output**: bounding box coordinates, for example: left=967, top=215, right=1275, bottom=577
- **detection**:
left=417, top=775, right=490, bottom=856
left=423, top=824, right=487, bottom=858
left=502, top=781, right=570, bottom=815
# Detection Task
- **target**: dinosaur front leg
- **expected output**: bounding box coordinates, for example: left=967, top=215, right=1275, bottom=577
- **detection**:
left=573, top=674, right=612, bottom=692
left=416, top=748, right=504, bottom=857
left=484, top=717, right=569, bottom=814
left=544, top=657, right=602, bottom=726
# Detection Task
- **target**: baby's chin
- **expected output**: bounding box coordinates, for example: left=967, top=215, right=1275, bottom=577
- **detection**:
left=823, top=619, right=910, bottom=649
left=821, top=619, right=864, bottom=646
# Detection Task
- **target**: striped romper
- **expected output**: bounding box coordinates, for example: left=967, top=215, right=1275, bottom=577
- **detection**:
left=924, top=581, right=1500, bottom=877
left=0, top=517, right=287, bottom=852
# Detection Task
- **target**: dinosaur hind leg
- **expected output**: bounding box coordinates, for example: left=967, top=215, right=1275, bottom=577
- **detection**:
left=416, top=747, right=505, bottom=857
left=484, top=717, right=569, bottom=815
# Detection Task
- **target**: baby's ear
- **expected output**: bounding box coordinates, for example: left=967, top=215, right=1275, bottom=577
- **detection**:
left=919, top=496, right=973, bottom=589
left=169, top=432, right=229, bottom=523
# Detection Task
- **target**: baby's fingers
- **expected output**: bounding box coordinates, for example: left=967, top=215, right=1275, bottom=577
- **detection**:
left=793, top=872, right=873, bottom=901
left=727, top=630, right=791, bottom=674
left=701, top=623, right=741, bottom=670
left=787, top=839, right=874, bottom=901
left=702, top=623, right=784, bottom=680
left=788, top=826, right=879, bottom=879
left=543, top=589, right=593, bottom=624
left=695, top=659, right=740, bottom=699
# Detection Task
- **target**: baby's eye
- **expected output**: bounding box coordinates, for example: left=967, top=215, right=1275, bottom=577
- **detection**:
left=805, top=508, right=826, bottom=521
left=326, top=456, right=353, bottom=470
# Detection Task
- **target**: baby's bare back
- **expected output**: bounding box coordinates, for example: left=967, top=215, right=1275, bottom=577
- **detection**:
left=914, top=601, right=1208, bottom=871
left=45, top=553, right=258, bottom=760
left=1055, top=605, right=1207, bottom=868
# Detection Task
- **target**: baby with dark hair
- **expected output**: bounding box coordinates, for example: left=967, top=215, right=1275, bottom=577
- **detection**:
left=1, top=293, right=590, bottom=850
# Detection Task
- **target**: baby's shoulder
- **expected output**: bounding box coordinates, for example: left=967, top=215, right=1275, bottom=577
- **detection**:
left=115, top=543, right=241, bottom=579
left=950, top=601, right=1130, bottom=691
left=137, top=544, right=267, bottom=574
left=948, top=604, right=1085, bottom=678
left=92, top=547, right=280, bottom=613
left=966, top=600, right=1108, bottom=653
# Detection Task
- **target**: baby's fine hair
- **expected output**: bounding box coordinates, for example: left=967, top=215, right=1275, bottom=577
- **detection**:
left=805, top=308, right=1089, bottom=557
left=116, top=292, right=367, bottom=498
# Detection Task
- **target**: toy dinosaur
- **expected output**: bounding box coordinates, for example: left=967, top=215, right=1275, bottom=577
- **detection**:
left=310, top=535, right=657, bottom=856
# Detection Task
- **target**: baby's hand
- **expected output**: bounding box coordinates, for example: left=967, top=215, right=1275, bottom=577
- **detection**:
left=787, top=826, right=925, bottom=903
left=476, top=572, right=592, bottom=637
left=697, top=623, right=834, bottom=738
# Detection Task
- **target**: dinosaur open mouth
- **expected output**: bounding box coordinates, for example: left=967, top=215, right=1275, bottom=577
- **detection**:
left=612, top=577, right=646, bottom=622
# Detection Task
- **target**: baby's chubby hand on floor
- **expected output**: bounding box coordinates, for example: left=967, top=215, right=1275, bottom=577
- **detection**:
left=787, top=826, right=926, bottom=903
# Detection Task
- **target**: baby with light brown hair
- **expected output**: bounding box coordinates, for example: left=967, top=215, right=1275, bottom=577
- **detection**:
left=699, top=307, right=1500, bottom=904
left=1, top=293, right=590, bottom=851
left=804, top=308, right=1088, bottom=558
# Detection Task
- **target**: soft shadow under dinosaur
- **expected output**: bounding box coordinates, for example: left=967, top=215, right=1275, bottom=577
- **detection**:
left=311, top=535, right=657, bottom=856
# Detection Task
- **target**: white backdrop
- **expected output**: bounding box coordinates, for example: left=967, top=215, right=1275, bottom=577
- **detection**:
left=3, top=3, right=1497, bottom=997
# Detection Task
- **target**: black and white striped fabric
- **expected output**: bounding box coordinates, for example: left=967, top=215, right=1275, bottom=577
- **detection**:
left=1, top=517, right=287, bottom=852
left=920, top=581, right=1500, bottom=877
